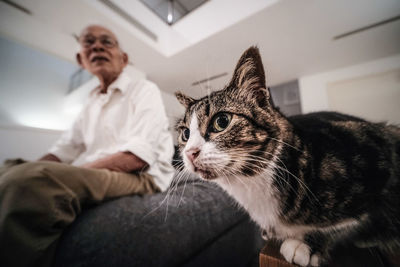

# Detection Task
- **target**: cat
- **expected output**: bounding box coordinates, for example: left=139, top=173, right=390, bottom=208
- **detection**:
left=174, top=46, right=400, bottom=266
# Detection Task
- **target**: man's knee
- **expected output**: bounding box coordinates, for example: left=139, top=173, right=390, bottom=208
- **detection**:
left=0, top=161, right=79, bottom=227
left=0, top=161, right=54, bottom=191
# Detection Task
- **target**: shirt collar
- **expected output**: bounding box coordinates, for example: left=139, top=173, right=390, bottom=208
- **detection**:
left=90, top=69, right=131, bottom=96
left=107, top=70, right=131, bottom=95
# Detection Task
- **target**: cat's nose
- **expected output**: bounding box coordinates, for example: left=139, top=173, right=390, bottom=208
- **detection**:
left=186, top=148, right=200, bottom=162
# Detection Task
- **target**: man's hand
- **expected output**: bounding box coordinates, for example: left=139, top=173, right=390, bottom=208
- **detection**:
left=38, top=153, right=61, bottom=162
left=82, top=152, right=148, bottom=173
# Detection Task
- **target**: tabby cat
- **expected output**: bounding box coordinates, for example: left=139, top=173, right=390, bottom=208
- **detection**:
left=175, top=47, right=400, bottom=266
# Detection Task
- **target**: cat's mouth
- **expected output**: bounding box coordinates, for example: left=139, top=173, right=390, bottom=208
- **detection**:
left=194, top=167, right=215, bottom=180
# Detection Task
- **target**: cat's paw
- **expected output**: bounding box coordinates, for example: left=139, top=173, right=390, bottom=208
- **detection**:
left=280, top=239, right=313, bottom=266
left=310, top=253, right=321, bottom=267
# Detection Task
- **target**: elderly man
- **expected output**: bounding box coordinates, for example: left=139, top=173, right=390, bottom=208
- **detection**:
left=0, top=25, right=174, bottom=267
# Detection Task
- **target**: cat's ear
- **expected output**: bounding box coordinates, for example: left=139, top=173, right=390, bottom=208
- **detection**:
left=175, top=91, right=195, bottom=108
left=228, top=46, right=271, bottom=108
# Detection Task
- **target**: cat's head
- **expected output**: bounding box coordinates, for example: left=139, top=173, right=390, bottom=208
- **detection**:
left=175, top=46, right=288, bottom=180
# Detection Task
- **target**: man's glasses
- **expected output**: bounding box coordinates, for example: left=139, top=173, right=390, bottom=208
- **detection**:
left=79, top=35, right=118, bottom=48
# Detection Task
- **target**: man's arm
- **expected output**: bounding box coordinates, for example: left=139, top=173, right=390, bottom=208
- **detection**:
left=42, top=117, right=85, bottom=164
left=39, top=153, right=62, bottom=162
left=81, top=152, right=148, bottom=173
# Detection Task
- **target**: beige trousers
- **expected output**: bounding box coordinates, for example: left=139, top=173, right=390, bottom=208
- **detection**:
left=0, top=160, right=160, bottom=267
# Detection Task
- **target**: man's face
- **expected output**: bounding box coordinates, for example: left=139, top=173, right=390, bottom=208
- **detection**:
left=77, top=26, right=128, bottom=78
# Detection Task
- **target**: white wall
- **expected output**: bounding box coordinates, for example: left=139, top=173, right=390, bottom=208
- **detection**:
left=299, top=54, right=400, bottom=124
left=327, top=69, right=400, bottom=124
left=0, top=35, right=78, bottom=163
left=0, top=35, right=78, bottom=130
left=0, top=125, right=62, bottom=164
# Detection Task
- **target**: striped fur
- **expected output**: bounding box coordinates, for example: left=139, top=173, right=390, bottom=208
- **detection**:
left=175, top=46, right=400, bottom=266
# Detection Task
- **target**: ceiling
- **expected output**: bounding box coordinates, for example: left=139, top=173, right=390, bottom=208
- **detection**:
left=0, top=0, right=399, bottom=98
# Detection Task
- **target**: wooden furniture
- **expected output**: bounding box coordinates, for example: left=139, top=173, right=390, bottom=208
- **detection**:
left=259, top=239, right=400, bottom=267
left=259, top=240, right=295, bottom=267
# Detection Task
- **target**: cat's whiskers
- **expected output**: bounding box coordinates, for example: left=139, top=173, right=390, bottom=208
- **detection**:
left=201, top=148, right=275, bottom=183
left=222, top=166, right=258, bottom=191
left=229, top=143, right=319, bottom=205
left=146, top=162, right=192, bottom=220
left=174, top=167, right=200, bottom=202
left=226, top=149, right=320, bottom=205
left=196, top=151, right=230, bottom=172
left=220, top=157, right=288, bottom=197
left=176, top=165, right=194, bottom=207
left=228, top=147, right=317, bottom=193
left=213, top=165, right=263, bottom=198
left=225, top=148, right=276, bottom=173
left=270, top=156, right=320, bottom=205
left=243, top=156, right=319, bottom=206
left=210, top=161, right=267, bottom=192
left=207, top=161, right=254, bottom=191
left=266, top=136, right=302, bottom=152
left=209, top=165, right=229, bottom=184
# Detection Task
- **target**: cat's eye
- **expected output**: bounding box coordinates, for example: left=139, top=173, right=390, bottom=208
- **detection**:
left=181, top=128, right=190, bottom=142
left=212, top=113, right=232, bottom=132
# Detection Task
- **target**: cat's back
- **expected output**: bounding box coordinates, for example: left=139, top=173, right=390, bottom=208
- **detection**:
left=287, top=111, right=400, bottom=194
left=288, top=111, right=368, bottom=132
left=288, top=111, right=399, bottom=182
left=288, top=111, right=400, bottom=146
left=285, top=112, right=400, bottom=225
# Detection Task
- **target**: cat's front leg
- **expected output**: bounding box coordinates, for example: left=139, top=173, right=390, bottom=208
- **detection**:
left=280, top=238, right=321, bottom=266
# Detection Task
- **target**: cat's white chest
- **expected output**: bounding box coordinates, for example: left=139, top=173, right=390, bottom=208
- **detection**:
left=215, top=174, right=329, bottom=240
left=214, top=172, right=281, bottom=232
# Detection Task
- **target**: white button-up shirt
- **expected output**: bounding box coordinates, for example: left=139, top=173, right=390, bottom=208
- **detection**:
left=49, top=71, right=175, bottom=191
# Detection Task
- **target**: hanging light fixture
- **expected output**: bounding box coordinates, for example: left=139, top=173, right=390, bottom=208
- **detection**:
left=167, top=0, right=174, bottom=25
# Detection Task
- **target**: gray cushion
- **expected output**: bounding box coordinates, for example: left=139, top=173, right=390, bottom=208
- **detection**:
left=54, top=174, right=264, bottom=267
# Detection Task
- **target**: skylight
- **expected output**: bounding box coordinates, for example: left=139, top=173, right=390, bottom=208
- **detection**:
left=139, top=0, right=208, bottom=25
